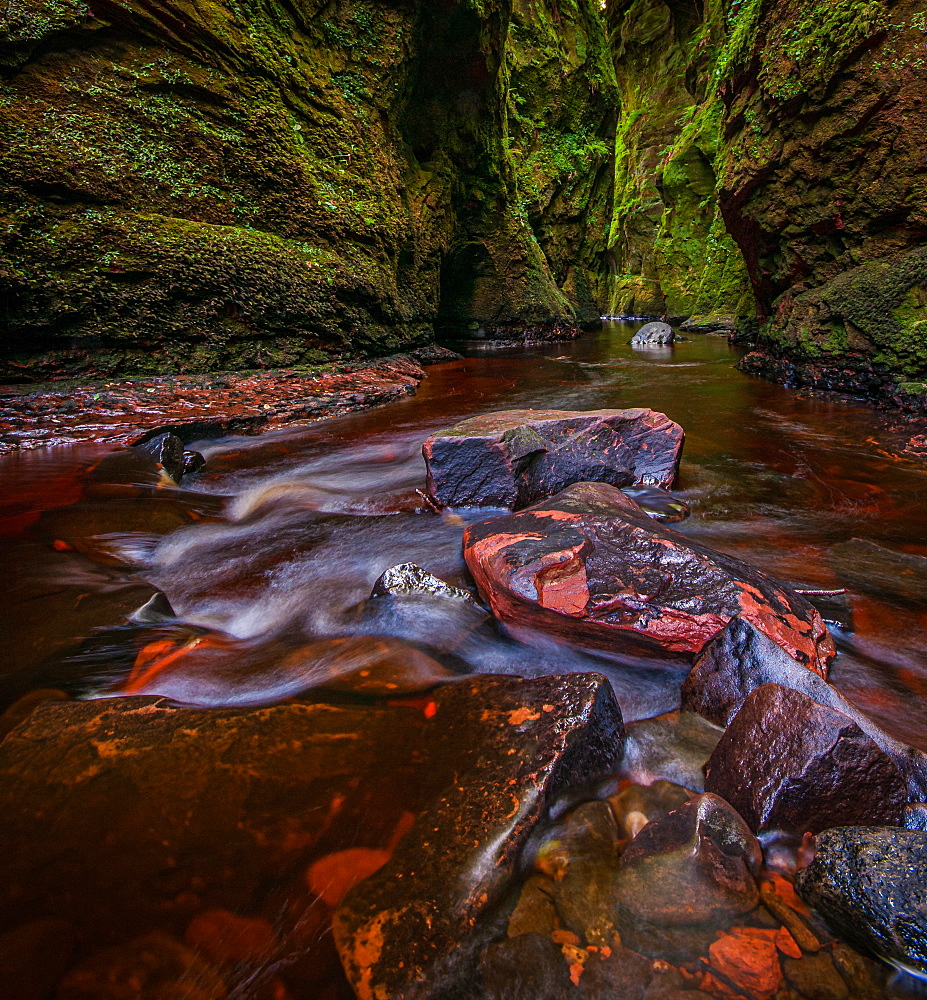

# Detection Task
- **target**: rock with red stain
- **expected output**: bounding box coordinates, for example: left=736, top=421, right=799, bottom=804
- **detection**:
left=333, top=673, right=625, bottom=1000
left=707, top=927, right=783, bottom=999
left=463, top=482, right=835, bottom=670
left=0, top=675, right=623, bottom=1000
left=423, top=408, right=684, bottom=509
left=704, top=684, right=908, bottom=835
left=682, top=616, right=927, bottom=800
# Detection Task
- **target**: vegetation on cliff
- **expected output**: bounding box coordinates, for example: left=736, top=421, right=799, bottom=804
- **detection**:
left=1, top=0, right=926, bottom=388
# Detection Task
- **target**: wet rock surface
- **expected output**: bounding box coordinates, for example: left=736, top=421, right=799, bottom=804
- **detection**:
left=796, top=827, right=927, bottom=977
left=0, top=356, right=426, bottom=453
left=827, top=538, right=927, bottom=607
left=423, top=407, right=684, bottom=508
left=0, top=674, right=624, bottom=1000
left=612, top=794, right=762, bottom=959
left=334, top=673, right=625, bottom=1000
left=631, top=323, right=675, bottom=346
left=682, top=616, right=927, bottom=799
left=704, top=683, right=908, bottom=835
left=371, top=563, right=479, bottom=604
left=622, top=712, right=724, bottom=791
left=463, top=482, right=835, bottom=667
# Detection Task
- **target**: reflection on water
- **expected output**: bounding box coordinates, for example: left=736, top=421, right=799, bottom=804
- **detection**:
left=2, top=322, right=927, bottom=996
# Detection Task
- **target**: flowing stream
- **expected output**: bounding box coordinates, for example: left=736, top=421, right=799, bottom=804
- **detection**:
left=2, top=321, right=927, bottom=997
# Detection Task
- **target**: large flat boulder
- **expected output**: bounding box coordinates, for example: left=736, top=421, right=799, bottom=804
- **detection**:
left=0, top=674, right=623, bottom=1000
left=681, top=616, right=927, bottom=800
left=796, top=827, right=927, bottom=977
left=333, top=674, right=624, bottom=1000
left=704, top=684, right=908, bottom=835
left=423, top=408, right=684, bottom=508
left=463, top=483, right=835, bottom=670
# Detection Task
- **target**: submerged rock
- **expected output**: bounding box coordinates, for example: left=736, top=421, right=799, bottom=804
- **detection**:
left=704, top=684, right=908, bottom=835
left=827, top=538, right=927, bottom=606
left=621, top=711, right=724, bottom=792
left=334, top=674, right=625, bottom=1000
left=463, top=482, right=835, bottom=668
left=56, top=931, right=227, bottom=1000
left=681, top=616, right=927, bottom=799
left=612, top=794, right=761, bottom=959
left=614, top=793, right=762, bottom=925
left=608, top=781, right=693, bottom=841
left=423, top=408, right=684, bottom=508
left=796, top=827, right=927, bottom=977
left=630, top=322, right=674, bottom=346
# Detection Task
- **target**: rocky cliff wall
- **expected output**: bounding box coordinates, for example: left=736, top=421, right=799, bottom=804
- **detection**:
left=0, top=0, right=616, bottom=379
left=605, top=0, right=753, bottom=323
left=715, top=0, right=927, bottom=383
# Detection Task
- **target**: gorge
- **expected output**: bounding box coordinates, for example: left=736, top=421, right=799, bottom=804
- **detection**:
left=2, top=3, right=927, bottom=1000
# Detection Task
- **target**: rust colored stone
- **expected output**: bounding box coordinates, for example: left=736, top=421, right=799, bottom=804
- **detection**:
left=333, top=674, right=625, bottom=1000
left=463, top=482, right=834, bottom=670
left=0, top=356, right=425, bottom=454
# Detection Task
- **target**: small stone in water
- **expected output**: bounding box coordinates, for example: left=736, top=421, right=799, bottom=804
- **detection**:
left=185, top=909, right=277, bottom=967
left=56, top=931, right=227, bottom=1000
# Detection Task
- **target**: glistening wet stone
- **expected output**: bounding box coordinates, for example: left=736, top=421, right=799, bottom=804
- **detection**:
left=796, top=827, right=927, bottom=977
left=463, top=483, right=835, bottom=668
left=333, top=673, right=625, bottom=1000
left=423, top=407, right=684, bottom=508
left=682, top=616, right=927, bottom=799
left=0, top=675, right=624, bottom=998
left=704, top=683, right=908, bottom=835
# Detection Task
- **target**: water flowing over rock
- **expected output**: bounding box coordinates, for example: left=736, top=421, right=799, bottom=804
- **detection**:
left=333, top=673, right=625, bottom=1000
left=704, top=683, right=908, bottom=835
left=463, top=482, right=835, bottom=668
left=682, top=616, right=927, bottom=800
left=796, top=827, right=927, bottom=977
left=423, top=408, right=684, bottom=508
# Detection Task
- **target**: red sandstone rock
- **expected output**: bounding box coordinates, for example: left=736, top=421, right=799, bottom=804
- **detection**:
left=463, top=482, right=835, bottom=671
left=423, top=407, right=684, bottom=508
left=0, top=356, right=425, bottom=454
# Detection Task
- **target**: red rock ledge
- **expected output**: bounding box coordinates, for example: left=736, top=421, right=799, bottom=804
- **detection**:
left=0, top=355, right=428, bottom=454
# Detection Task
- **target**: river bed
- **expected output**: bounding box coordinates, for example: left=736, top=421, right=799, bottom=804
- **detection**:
left=1, top=322, right=926, bottom=998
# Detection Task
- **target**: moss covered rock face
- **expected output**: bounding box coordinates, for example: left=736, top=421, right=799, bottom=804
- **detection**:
left=0, top=0, right=615, bottom=378
left=604, top=0, right=753, bottom=320
left=715, top=0, right=927, bottom=377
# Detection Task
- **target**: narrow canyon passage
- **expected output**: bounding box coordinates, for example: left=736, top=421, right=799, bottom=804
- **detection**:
left=1, top=324, right=927, bottom=998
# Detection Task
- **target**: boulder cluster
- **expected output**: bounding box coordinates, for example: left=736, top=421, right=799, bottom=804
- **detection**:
left=0, top=407, right=924, bottom=999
